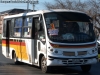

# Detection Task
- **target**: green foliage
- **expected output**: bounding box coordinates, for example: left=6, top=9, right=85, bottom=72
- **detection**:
left=98, top=54, right=100, bottom=58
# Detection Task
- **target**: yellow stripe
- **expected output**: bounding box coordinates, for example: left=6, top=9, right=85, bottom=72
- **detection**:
left=2, top=44, right=29, bottom=61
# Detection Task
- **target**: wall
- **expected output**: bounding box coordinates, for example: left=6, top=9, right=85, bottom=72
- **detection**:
left=0, top=13, right=9, bottom=34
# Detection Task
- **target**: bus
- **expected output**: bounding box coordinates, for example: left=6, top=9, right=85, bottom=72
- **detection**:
left=2, top=9, right=98, bottom=73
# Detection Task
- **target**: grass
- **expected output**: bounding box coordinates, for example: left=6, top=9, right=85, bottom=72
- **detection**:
left=98, top=54, right=100, bottom=58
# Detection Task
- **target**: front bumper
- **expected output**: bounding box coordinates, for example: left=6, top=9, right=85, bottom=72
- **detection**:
left=47, top=56, right=98, bottom=66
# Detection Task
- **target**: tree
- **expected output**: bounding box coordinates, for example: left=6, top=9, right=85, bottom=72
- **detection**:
left=86, top=0, right=100, bottom=38
left=44, top=0, right=86, bottom=10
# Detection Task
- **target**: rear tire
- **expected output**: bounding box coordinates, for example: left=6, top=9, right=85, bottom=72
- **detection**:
left=81, top=65, right=91, bottom=72
left=13, top=52, right=19, bottom=64
left=41, top=56, right=51, bottom=73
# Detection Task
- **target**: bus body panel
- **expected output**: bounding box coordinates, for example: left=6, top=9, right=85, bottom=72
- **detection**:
left=46, top=41, right=98, bottom=66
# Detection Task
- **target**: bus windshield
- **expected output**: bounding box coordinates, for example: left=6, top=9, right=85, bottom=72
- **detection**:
left=44, top=12, right=95, bottom=43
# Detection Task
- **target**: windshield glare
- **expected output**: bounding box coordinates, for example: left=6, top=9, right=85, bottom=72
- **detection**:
left=44, top=12, right=95, bottom=43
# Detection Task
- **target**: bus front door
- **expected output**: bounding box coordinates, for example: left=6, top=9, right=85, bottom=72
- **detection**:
left=32, top=17, right=39, bottom=64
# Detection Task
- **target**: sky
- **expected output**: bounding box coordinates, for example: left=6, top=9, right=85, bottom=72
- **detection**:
left=0, top=0, right=54, bottom=12
left=0, top=0, right=86, bottom=12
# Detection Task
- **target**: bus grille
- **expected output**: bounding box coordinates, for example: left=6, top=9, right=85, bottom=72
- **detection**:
left=78, top=51, right=87, bottom=56
left=63, top=51, right=75, bottom=56
left=63, top=51, right=87, bottom=56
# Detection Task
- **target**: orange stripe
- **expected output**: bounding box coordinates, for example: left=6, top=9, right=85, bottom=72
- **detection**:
left=50, top=43, right=96, bottom=48
left=2, top=40, right=25, bottom=46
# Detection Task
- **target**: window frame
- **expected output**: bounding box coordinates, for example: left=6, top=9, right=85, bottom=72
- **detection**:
left=13, top=17, right=23, bottom=38
left=3, top=19, right=6, bottom=37
left=22, top=16, right=33, bottom=38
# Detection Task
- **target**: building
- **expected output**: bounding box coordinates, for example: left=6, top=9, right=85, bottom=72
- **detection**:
left=0, top=8, right=32, bottom=34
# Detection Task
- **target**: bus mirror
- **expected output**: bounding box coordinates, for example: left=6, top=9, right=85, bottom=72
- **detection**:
left=38, top=21, right=43, bottom=31
left=37, top=22, right=40, bottom=31
left=40, top=36, right=43, bottom=39
left=40, top=36, right=45, bottom=41
left=37, top=20, right=40, bottom=31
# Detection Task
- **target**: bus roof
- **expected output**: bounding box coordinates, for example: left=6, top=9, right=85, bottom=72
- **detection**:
left=4, top=9, right=88, bottom=19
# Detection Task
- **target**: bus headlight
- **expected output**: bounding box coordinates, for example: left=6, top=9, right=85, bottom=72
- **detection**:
left=54, top=50, right=62, bottom=55
left=92, top=48, right=98, bottom=53
left=48, top=49, right=62, bottom=55
left=50, top=49, right=54, bottom=52
left=54, top=50, right=58, bottom=53
left=88, top=48, right=98, bottom=55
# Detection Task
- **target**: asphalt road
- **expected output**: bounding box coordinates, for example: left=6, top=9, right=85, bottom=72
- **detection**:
left=0, top=45, right=100, bottom=75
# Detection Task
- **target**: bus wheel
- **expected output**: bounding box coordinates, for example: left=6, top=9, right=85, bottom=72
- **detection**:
left=41, top=56, right=51, bottom=73
left=81, top=65, right=91, bottom=72
left=13, top=52, right=19, bottom=64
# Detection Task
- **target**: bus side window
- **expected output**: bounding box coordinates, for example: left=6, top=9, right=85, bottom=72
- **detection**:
left=10, top=19, right=14, bottom=37
left=23, top=17, right=32, bottom=37
left=14, top=18, right=23, bottom=37
left=3, top=20, right=6, bottom=37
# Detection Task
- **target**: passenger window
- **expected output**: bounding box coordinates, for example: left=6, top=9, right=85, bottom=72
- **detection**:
left=23, top=17, right=32, bottom=37
left=14, top=18, right=23, bottom=37
left=10, top=19, right=14, bottom=37
left=3, top=20, right=6, bottom=37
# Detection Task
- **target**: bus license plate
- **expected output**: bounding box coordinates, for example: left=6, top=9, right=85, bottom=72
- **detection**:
left=73, top=59, right=80, bottom=62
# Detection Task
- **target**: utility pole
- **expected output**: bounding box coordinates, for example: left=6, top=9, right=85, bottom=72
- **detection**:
left=0, top=0, right=39, bottom=12
left=79, top=0, right=80, bottom=3
left=33, top=4, right=35, bottom=11
left=30, top=0, right=39, bottom=11
left=27, top=0, right=29, bottom=12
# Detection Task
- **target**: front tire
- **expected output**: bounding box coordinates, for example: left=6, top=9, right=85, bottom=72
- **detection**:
left=41, top=56, right=51, bottom=73
left=81, top=65, right=91, bottom=72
